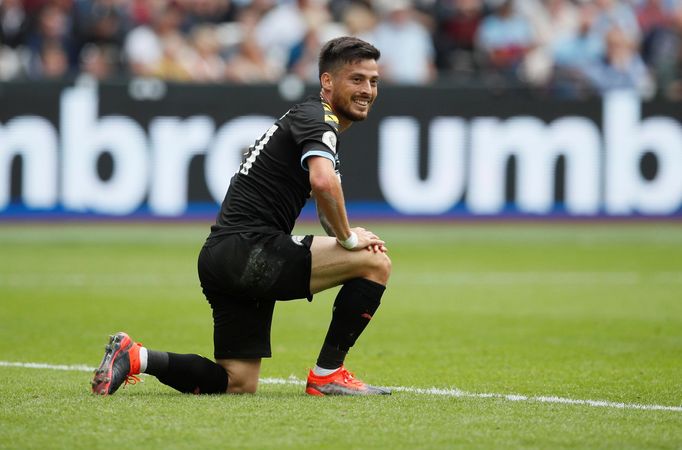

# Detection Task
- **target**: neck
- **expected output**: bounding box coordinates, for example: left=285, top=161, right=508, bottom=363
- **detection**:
left=320, top=90, right=351, bottom=132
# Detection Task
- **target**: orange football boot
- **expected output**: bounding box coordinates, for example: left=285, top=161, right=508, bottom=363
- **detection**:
left=305, top=366, right=391, bottom=396
left=91, top=332, right=142, bottom=395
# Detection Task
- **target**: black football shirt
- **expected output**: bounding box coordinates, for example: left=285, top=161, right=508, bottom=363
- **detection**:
left=209, top=96, right=341, bottom=237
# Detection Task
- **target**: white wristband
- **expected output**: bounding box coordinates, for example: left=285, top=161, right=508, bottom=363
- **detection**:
left=337, top=231, right=358, bottom=250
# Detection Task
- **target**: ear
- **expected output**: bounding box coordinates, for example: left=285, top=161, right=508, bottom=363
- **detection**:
left=320, top=72, right=333, bottom=91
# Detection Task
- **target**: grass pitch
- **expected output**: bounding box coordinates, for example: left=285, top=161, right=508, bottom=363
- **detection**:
left=0, top=222, right=680, bottom=449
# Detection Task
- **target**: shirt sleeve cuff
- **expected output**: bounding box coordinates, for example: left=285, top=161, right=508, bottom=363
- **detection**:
left=301, top=150, right=336, bottom=171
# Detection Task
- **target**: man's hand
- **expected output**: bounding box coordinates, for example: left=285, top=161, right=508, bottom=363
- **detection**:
left=344, top=227, right=387, bottom=253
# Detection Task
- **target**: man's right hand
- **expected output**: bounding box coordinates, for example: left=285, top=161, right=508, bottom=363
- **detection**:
left=344, top=227, right=387, bottom=253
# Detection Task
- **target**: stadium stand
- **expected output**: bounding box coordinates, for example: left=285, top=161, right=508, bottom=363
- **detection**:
left=0, top=0, right=681, bottom=98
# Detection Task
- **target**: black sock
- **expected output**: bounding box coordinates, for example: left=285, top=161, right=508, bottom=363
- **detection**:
left=316, top=278, right=385, bottom=370
left=146, top=351, right=228, bottom=394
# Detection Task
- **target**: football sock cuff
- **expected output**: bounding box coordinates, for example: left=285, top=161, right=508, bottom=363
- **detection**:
left=313, top=365, right=342, bottom=376
left=139, top=346, right=148, bottom=373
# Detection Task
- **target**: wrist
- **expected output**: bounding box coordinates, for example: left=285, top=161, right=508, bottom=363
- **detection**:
left=337, top=231, right=358, bottom=250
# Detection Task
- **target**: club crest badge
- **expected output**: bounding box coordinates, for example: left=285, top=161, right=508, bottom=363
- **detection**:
left=322, top=131, right=337, bottom=154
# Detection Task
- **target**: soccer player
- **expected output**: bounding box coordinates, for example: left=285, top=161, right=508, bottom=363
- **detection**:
left=91, top=36, right=391, bottom=396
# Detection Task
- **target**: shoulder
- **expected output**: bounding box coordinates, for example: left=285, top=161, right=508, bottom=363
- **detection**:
left=289, top=96, right=339, bottom=133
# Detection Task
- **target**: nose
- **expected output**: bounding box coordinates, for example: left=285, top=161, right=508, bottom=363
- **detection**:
left=359, top=80, right=372, bottom=96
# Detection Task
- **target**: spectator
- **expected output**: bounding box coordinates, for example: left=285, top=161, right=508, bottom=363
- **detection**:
left=370, top=0, right=437, bottom=84
left=152, top=31, right=194, bottom=81
left=519, top=0, right=579, bottom=43
left=79, top=42, right=117, bottom=80
left=582, top=26, right=653, bottom=96
left=342, top=1, right=377, bottom=40
left=475, top=0, right=536, bottom=82
left=550, top=2, right=605, bottom=97
left=0, top=0, right=678, bottom=97
left=286, top=2, right=348, bottom=82
left=1, top=0, right=29, bottom=48
left=35, top=40, right=70, bottom=79
left=637, top=0, right=681, bottom=34
left=287, top=28, right=324, bottom=82
left=126, top=0, right=158, bottom=26
left=637, top=0, right=682, bottom=85
left=518, top=0, right=579, bottom=85
left=224, top=9, right=281, bottom=83
left=123, top=3, right=184, bottom=76
left=25, top=3, right=78, bottom=73
left=552, top=3, right=604, bottom=68
left=224, top=33, right=281, bottom=83
left=0, top=0, right=29, bottom=79
left=591, top=0, right=641, bottom=44
left=73, top=0, right=130, bottom=49
left=255, top=0, right=331, bottom=76
left=187, top=23, right=226, bottom=82
left=649, top=2, right=682, bottom=99
left=432, top=0, right=487, bottom=75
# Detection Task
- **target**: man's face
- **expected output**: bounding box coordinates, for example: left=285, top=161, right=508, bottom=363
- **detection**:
left=328, top=59, right=379, bottom=125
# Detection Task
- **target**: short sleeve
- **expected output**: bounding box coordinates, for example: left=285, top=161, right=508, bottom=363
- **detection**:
left=290, top=100, right=340, bottom=171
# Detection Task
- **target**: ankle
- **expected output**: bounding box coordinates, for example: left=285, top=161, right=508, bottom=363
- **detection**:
left=313, top=365, right=341, bottom=377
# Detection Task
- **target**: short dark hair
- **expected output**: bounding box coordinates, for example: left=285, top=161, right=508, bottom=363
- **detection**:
left=318, top=37, right=380, bottom=80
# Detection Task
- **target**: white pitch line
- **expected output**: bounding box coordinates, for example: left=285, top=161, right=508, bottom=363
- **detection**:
left=384, top=386, right=682, bottom=412
left=1, top=360, right=680, bottom=413
left=0, top=361, right=97, bottom=372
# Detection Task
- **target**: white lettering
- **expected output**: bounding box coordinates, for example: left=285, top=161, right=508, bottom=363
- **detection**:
left=1, top=87, right=680, bottom=218
left=149, top=116, right=214, bottom=216
left=0, top=117, right=58, bottom=209
left=460, top=115, right=601, bottom=215
left=605, top=90, right=682, bottom=215
left=61, top=87, right=148, bottom=215
left=636, top=118, right=682, bottom=213
left=378, top=117, right=465, bottom=214
left=546, top=118, right=601, bottom=215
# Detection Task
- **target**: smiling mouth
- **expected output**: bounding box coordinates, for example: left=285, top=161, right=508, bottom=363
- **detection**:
left=353, top=98, right=371, bottom=107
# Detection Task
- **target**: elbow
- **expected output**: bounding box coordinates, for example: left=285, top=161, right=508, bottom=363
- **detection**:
left=310, top=173, right=334, bottom=196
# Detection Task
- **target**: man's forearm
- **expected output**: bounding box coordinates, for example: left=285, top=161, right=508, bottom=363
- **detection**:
left=317, top=206, right=336, bottom=237
left=314, top=185, right=352, bottom=240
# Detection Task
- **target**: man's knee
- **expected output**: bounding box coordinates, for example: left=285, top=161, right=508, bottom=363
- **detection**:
left=217, top=359, right=261, bottom=394
left=227, top=375, right=259, bottom=394
left=363, top=252, right=391, bottom=285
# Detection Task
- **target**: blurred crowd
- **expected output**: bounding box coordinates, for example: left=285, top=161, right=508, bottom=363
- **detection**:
left=1, top=0, right=682, bottom=99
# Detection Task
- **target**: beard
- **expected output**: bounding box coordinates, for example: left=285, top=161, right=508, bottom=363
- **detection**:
left=331, top=92, right=371, bottom=123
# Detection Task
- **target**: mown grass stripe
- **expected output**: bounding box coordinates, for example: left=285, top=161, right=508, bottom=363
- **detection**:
left=2, top=271, right=680, bottom=287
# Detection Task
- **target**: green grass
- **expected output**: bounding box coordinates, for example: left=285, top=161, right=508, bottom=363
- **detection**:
left=1, top=222, right=681, bottom=449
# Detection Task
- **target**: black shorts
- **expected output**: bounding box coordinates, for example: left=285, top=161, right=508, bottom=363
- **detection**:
left=197, top=232, right=314, bottom=359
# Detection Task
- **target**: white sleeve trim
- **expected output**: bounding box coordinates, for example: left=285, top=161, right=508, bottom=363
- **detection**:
left=301, top=150, right=335, bottom=171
